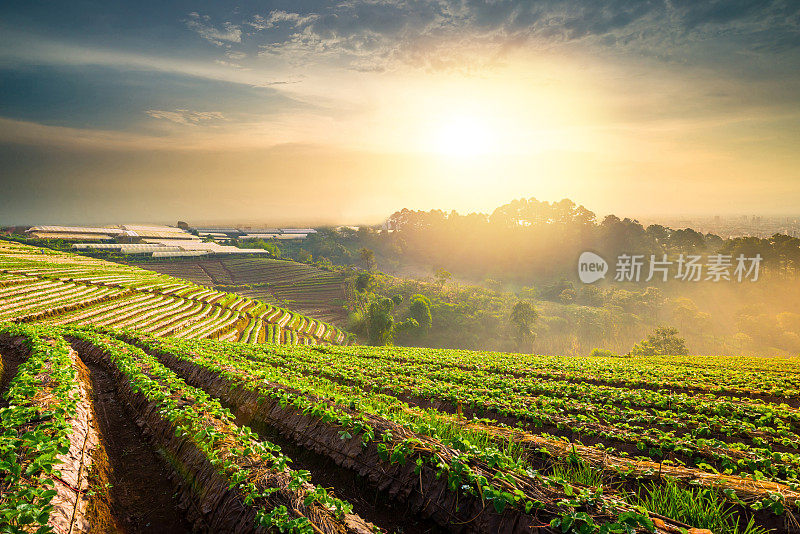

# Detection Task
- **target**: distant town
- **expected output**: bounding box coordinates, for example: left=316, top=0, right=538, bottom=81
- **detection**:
left=636, top=215, right=800, bottom=239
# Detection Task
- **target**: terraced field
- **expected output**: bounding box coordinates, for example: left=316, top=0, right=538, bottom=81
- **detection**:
left=0, top=241, right=346, bottom=345
left=3, top=321, right=799, bottom=533
left=2, top=241, right=798, bottom=533
left=126, top=256, right=350, bottom=325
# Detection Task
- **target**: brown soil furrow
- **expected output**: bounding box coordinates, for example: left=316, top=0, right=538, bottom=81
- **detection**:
left=134, top=341, right=692, bottom=534
left=72, top=338, right=377, bottom=534
left=80, top=355, right=194, bottom=533
left=48, top=350, right=105, bottom=534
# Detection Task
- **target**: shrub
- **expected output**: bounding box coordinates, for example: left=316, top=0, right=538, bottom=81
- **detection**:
left=589, top=348, right=620, bottom=358
left=629, top=326, right=688, bottom=356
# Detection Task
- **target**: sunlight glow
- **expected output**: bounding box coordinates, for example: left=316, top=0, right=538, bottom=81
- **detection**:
left=430, top=115, right=497, bottom=157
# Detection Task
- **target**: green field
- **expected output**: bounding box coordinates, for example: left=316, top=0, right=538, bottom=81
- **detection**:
left=0, top=241, right=346, bottom=345
left=2, top=240, right=798, bottom=534
left=2, top=316, right=799, bottom=532
left=125, top=256, right=350, bottom=325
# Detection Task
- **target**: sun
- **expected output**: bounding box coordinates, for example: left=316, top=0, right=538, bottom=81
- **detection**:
left=430, top=115, right=496, bottom=157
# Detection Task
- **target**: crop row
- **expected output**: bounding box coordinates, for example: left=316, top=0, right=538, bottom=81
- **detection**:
left=115, top=330, right=713, bottom=533
left=266, top=345, right=800, bottom=484
left=123, top=337, right=799, bottom=517
left=0, top=242, right=344, bottom=345
left=358, top=345, right=800, bottom=400
left=0, top=321, right=380, bottom=533
left=66, top=328, right=375, bottom=533
left=0, top=324, right=84, bottom=532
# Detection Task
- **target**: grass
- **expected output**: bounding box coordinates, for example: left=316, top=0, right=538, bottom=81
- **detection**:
left=635, top=479, right=769, bottom=534
left=549, top=456, right=607, bottom=488
left=549, top=458, right=769, bottom=534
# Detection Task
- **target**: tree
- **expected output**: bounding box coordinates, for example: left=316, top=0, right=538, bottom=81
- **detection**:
left=628, top=326, right=688, bottom=356
left=559, top=288, right=576, bottom=305
left=352, top=272, right=376, bottom=339
left=510, top=301, right=538, bottom=352
left=434, top=268, right=451, bottom=289
left=638, top=287, right=665, bottom=315
left=539, top=279, right=575, bottom=301
left=239, top=238, right=281, bottom=258
left=263, top=241, right=281, bottom=258
left=408, top=294, right=432, bottom=331
left=367, top=297, right=395, bottom=345
left=360, top=247, right=376, bottom=271
left=670, top=297, right=696, bottom=330
left=518, top=286, right=537, bottom=301
left=367, top=296, right=417, bottom=345
left=355, top=272, right=375, bottom=293
left=578, top=286, right=604, bottom=307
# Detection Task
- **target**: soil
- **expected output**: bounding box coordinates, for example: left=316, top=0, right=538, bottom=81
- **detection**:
left=83, top=358, right=193, bottom=533
left=240, top=414, right=447, bottom=534
left=0, top=335, right=27, bottom=406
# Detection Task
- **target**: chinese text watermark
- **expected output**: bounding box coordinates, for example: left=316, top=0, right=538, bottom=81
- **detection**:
left=578, top=253, right=762, bottom=283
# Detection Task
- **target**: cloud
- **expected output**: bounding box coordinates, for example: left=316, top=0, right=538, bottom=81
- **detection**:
left=213, top=50, right=248, bottom=68
left=0, top=117, right=174, bottom=151
left=248, top=11, right=319, bottom=31
left=246, top=0, right=800, bottom=72
left=225, top=50, right=247, bottom=61
left=0, top=28, right=280, bottom=88
left=185, top=12, right=241, bottom=47
left=145, top=109, right=226, bottom=125
left=0, top=63, right=313, bottom=135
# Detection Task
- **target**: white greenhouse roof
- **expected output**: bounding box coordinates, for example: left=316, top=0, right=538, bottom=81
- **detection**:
left=280, top=228, right=317, bottom=234
left=28, top=225, right=123, bottom=235
left=152, top=251, right=209, bottom=258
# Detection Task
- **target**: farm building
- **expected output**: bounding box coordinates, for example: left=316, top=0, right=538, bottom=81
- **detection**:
left=27, top=225, right=122, bottom=241
left=28, top=224, right=195, bottom=241
left=26, top=223, right=272, bottom=257
left=28, top=223, right=316, bottom=256
left=281, top=228, right=317, bottom=234
left=197, top=227, right=317, bottom=241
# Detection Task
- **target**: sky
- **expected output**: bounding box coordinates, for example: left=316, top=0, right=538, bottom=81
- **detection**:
left=0, top=1, right=799, bottom=225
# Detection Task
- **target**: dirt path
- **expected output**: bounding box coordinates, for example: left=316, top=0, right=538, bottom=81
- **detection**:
left=83, top=358, right=193, bottom=533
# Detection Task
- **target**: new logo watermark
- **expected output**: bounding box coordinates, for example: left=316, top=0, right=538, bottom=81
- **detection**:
left=578, top=252, right=608, bottom=283
left=578, top=252, right=762, bottom=283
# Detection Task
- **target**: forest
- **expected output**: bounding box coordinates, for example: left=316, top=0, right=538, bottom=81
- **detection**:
left=267, top=198, right=800, bottom=356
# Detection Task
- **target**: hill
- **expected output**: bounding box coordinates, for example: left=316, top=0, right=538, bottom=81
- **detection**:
left=0, top=241, right=346, bottom=344
left=122, top=256, right=350, bottom=325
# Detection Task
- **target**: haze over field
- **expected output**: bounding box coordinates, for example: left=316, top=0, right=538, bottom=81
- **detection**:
left=1, top=1, right=799, bottom=224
